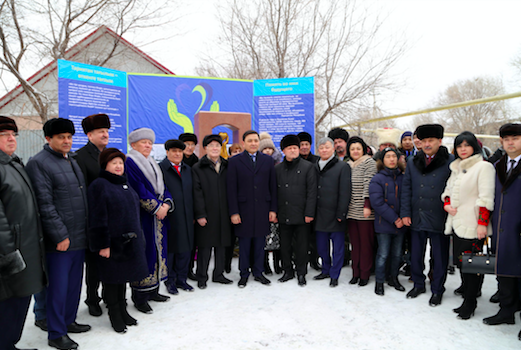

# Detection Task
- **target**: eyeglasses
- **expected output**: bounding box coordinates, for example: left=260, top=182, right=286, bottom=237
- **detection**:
left=0, top=132, right=18, bottom=138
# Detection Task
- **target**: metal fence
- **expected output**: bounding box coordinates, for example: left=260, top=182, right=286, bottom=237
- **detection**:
left=16, top=130, right=46, bottom=164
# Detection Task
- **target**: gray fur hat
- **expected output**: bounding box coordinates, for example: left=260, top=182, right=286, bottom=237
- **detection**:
left=129, top=127, right=155, bottom=144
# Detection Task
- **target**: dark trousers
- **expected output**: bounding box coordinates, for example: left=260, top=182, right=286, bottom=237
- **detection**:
left=167, top=252, right=191, bottom=285
left=0, top=295, right=31, bottom=350
left=104, top=283, right=126, bottom=307
left=238, top=236, right=265, bottom=278
left=410, top=230, right=450, bottom=294
left=33, top=287, right=47, bottom=321
left=280, top=224, right=309, bottom=276
left=348, top=219, right=375, bottom=280
left=225, top=231, right=237, bottom=271
left=375, top=233, right=405, bottom=283
left=196, top=246, right=226, bottom=282
left=84, top=249, right=102, bottom=306
left=316, top=231, right=345, bottom=279
left=497, top=276, right=521, bottom=318
left=46, top=249, right=85, bottom=340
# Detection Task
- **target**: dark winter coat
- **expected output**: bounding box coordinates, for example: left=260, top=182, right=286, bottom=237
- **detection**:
left=26, top=144, right=88, bottom=252
left=314, top=157, right=351, bottom=232
left=301, top=153, right=320, bottom=164
left=183, top=153, right=199, bottom=168
left=492, top=155, right=521, bottom=277
left=74, top=141, right=101, bottom=187
left=192, top=155, right=231, bottom=248
left=0, top=151, right=46, bottom=301
left=369, top=167, right=405, bottom=235
left=87, top=170, right=148, bottom=284
left=160, top=158, right=194, bottom=254
left=227, top=151, right=277, bottom=238
left=400, top=147, right=454, bottom=233
left=275, top=157, right=317, bottom=225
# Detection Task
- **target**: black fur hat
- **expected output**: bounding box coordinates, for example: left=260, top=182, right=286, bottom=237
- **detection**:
left=416, top=124, right=444, bottom=140
left=43, top=118, right=75, bottom=137
left=0, top=116, right=17, bottom=133
left=203, top=134, right=223, bottom=147
left=499, top=123, right=521, bottom=138
left=82, top=113, right=111, bottom=134
left=99, top=148, right=125, bottom=170
left=179, top=133, right=198, bottom=145
left=280, top=134, right=300, bottom=150
left=297, top=132, right=312, bottom=143
left=164, top=139, right=186, bottom=151
left=328, top=128, right=349, bottom=142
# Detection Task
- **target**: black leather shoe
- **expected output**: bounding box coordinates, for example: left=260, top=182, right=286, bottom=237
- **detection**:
left=359, top=279, right=369, bottom=287
left=176, top=281, right=194, bottom=292
left=483, top=313, right=515, bottom=325
left=254, top=275, right=271, bottom=285
left=349, top=277, right=359, bottom=285
left=198, top=281, right=207, bottom=289
left=406, top=287, right=426, bottom=298
left=490, top=290, right=500, bottom=303
left=48, top=335, right=78, bottom=350
left=225, top=266, right=231, bottom=273
left=375, top=282, right=384, bottom=296
left=85, top=301, right=102, bottom=316
left=429, top=294, right=443, bottom=307
left=135, top=302, right=153, bottom=314
left=212, top=275, right=233, bottom=284
left=165, top=282, right=179, bottom=295
left=330, top=278, right=338, bottom=287
left=238, top=277, right=248, bottom=288
left=35, top=318, right=48, bottom=331
left=298, top=275, right=306, bottom=286
left=66, top=321, right=91, bottom=333
left=392, top=277, right=405, bottom=292
left=278, top=273, right=294, bottom=283
left=313, top=273, right=330, bottom=280
left=150, top=293, right=170, bottom=302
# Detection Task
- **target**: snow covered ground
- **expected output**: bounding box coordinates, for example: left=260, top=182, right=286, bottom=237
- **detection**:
left=17, top=258, right=520, bottom=350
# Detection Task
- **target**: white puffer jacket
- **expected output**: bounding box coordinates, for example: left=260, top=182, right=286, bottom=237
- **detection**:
left=441, top=154, right=495, bottom=238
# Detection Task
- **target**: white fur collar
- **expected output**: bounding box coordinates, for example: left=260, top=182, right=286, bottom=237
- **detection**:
left=449, top=153, right=483, bottom=172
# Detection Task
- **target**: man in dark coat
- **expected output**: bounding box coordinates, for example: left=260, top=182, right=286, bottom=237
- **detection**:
left=26, top=118, right=91, bottom=350
left=179, top=132, right=199, bottom=167
left=0, top=116, right=47, bottom=350
left=227, top=130, right=277, bottom=288
left=160, top=139, right=195, bottom=294
left=401, top=124, right=454, bottom=307
left=276, top=135, right=317, bottom=286
left=314, top=137, right=351, bottom=287
left=483, top=123, right=521, bottom=341
left=192, top=134, right=233, bottom=289
left=74, top=113, right=110, bottom=317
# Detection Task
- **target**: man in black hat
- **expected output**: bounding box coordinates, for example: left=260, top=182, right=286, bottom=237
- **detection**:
left=26, top=118, right=91, bottom=350
left=0, top=116, right=47, bottom=350
left=297, top=131, right=319, bottom=164
left=483, top=123, right=521, bottom=341
left=179, top=132, right=199, bottom=167
left=75, top=113, right=111, bottom=317
left=328, top=127, right=350, bottom=161
left=276, top=135, right=317, bottom=286
left=400, top=123, right=453, bottom=307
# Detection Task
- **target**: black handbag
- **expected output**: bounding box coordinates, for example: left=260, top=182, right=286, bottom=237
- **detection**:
left=461, top=238, right=495, bottom=275
left=111, top=232, right=137, bottom=262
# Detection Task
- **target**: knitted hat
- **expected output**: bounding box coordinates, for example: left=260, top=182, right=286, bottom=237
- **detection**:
left=416, top=124, right=444, bottom=140
left=328, top=128, right=349, bottom=142
left=203, top=134, right=223, bottom=147
left=259, top=132, right=276, bottom=152
left=43, top=118, right=75, bottom=137
left=0, top=116, right=17, bottom=132
left=499, top=123, right=521, bottom=137
left=347, top=136, right=368, bottom=155
left=297, top=131, right=312, bottom=143
left=280, top=134, right=300, bottom=150
left=99, top=148, right=125, bottom=170
left=179, top=133, right=198, bottom=144
left=164, top=139, right=186, bottom=151
left=380, top=147, right=400, bottom=161
left=375, top=128, right=402, bottom=147
left=81, top=113, right=111, bottom=134
left=128, top=127, right=155, bottom=144
left=400, top=131, right=412, bottom=142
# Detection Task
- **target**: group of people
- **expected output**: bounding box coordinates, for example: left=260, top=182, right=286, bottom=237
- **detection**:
left=1, top=113, right=521, bottom=350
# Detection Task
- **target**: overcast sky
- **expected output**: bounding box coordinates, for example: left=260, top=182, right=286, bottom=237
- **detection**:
left=141, top=0, right=521, bottom=128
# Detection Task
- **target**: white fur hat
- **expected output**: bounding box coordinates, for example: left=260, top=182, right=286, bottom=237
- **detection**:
left=375, top=128, right=402, bottom=147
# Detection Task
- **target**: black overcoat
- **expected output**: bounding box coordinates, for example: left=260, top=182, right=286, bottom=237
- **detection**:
left=192, top=155, right=231, bottom=248
left=275, top=157, right=317, bottom=225
left=314, top=157, right=351, bottom=232
left=227, top=151, right=277, bottom=238
left=160, top=158, right=194, bottom=254
left=87, top=170, right=148, bottom=284
left=74, top=141, right=101, bottom=187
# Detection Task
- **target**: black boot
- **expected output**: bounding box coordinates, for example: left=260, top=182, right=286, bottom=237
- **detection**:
left=457, top=273, right=481, bottom=320
left=120, top=287, right=137, bottom=326
left=457, top=299, right=477, bottom=320
left=264, top=251, right=273, bottom=275
left=273, top=250, right=282, bottom=274
left=391, top=276, right=405, bottom=292
left=108, top=302, right=127, bottom=333
left=375, top=282, right=384, bottom=296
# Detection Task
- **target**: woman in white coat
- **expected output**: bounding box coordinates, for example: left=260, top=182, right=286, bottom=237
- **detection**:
left=442, top=131, right=495, bottom=320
